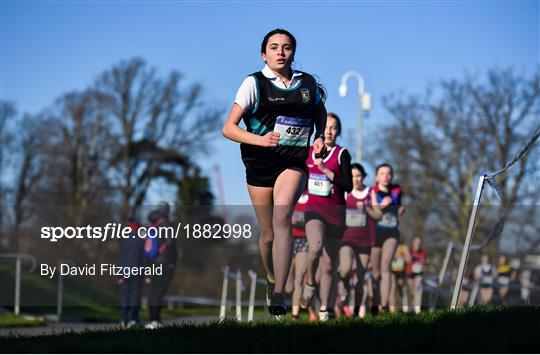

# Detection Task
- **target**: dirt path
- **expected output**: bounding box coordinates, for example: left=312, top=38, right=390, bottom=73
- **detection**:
left=0, top=315, right=217, bottom=337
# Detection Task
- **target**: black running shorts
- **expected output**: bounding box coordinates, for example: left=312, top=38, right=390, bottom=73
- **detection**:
left=244, top=157, right=307, bottom=188
left=341, top=242, right=371, bottom=256
left=304, top=212, right=345, bottom=239
left=374, top=228, right=400, bottom=247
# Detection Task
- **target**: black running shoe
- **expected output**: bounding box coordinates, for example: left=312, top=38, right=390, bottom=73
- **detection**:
left=269, top=292, right=287, bottom=316
left=370, top=305, right=379, bottom=316
left=266, top=278, right=275, bottom=309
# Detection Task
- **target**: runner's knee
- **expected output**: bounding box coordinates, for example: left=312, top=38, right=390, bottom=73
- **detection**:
left=381, top=262, right=392, bottom=274
left=272, top=212, right=292, bottom=231
left=259, top=226, right=274, bottom=243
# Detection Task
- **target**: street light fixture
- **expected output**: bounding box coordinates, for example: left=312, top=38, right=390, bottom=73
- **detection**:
left=339, top=70, right=372, bottom=162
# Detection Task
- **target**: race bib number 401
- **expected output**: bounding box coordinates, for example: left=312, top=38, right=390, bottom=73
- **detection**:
left=308, top=173, right=332, bottom=196
left=273, top=116, right=311, bottom=147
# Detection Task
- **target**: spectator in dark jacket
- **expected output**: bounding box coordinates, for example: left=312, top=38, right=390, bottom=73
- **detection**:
left=118, top=220, right=146, bottom=329
left=146, top=202, right=178, bottom=329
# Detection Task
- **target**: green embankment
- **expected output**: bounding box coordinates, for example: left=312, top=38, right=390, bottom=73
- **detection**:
left=0, top=261, right=119, bottom=321
left=0, top=261, right=226, bottom=324
left=0, top=313, right=44, bottom=328
left=1, top=306, right=539, bottom=353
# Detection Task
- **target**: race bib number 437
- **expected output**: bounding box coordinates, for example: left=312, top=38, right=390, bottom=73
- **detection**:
left=273, top=116, right=311, bottom=147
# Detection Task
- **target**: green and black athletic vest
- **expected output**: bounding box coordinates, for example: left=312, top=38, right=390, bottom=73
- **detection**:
left=240, top=70, right=319, bottom=163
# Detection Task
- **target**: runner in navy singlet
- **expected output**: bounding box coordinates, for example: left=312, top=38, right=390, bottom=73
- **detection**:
left=370, top=163, right=405, bottom=313
left=474, top=254, right=497, bottom=305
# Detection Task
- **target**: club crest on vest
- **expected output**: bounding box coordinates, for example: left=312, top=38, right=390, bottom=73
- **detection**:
left=301, top=88, right=311, bottom=103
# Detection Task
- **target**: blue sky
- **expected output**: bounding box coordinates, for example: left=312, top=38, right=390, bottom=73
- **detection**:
left=2, top=1, right=538, bottom=206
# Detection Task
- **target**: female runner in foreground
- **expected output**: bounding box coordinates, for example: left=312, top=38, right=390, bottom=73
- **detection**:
left=222, top=29, right=326, bottom=315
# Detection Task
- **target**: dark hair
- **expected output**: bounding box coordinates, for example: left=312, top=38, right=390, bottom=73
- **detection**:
left=375, top=163, right=393, bottom=176
left=317, top=82, right=327, bottom=104
left=326, top=112, right=342, bottom=136
left=351, top=163, right=367, bottom=177
left=261, top=29, right=328, bottom=105
left=261, top=28, right=297, bottom=55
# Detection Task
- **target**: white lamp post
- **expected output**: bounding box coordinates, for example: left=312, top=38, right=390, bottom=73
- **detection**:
left=339, top=71, right=372, bottom=162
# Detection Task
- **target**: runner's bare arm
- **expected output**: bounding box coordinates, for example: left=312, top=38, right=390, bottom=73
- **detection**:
left=404, top=246, right=412, bottom=264
left=312, top=101, right=326, bottom=155
left=366, top=189, right=383, bottom=220
left=222, top=103, right=279, bottom=147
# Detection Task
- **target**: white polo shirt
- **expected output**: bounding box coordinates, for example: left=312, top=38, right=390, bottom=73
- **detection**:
left=234, top=64, right=321, bottom=114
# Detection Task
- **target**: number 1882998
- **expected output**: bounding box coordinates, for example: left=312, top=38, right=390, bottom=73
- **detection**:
left=184, top=224, right=252, bottom=239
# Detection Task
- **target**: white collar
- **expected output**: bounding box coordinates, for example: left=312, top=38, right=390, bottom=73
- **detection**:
left=261, top=64, right=303, bottom=80
left=351, top=186, right=370, bottom=200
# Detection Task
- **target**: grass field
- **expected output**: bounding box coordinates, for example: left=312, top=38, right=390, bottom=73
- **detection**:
left=0, top=306, right=266, bottom=326
left=0, top=261, right=120, bottom=320
left=0, top=313, right=44, bottom=328
left=0, top=306, right=539, bottom=353
left=1, top=261, right=253, bottom=323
